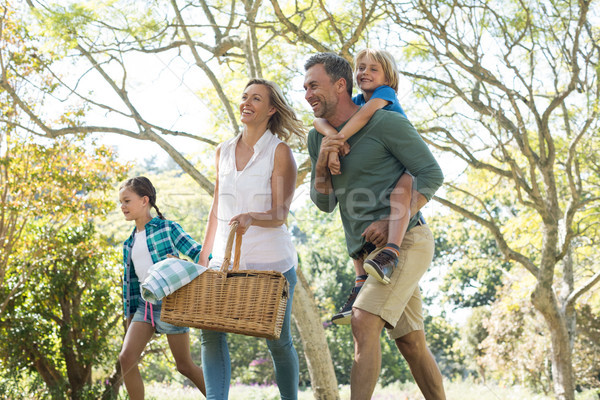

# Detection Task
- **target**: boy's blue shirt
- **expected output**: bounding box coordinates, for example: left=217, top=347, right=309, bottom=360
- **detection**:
left=122, top=216, right=202, bottom=317
left=352, top=85, right=408, bottom=118
left=308, top=109, right=443, bottom=258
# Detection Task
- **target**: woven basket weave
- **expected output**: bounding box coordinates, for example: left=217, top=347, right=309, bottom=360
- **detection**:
left=161, top=222, right=289, bottom=340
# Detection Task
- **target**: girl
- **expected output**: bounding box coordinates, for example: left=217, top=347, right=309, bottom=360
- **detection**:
left=118, top=176, right=206, bottom=399
left=313, top=49, right=415, bottom=325
left=198, top=78, right=305, bottom=400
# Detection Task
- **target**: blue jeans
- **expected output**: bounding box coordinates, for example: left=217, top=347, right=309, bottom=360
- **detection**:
left=201, top=267, right=299, bottom=400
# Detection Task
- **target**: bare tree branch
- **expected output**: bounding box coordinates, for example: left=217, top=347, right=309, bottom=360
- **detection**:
left=170, top=0, right=240, bottom=135
left=434, top=194, right=538, bottom=276
left=566, top=269, right=600, bottom=310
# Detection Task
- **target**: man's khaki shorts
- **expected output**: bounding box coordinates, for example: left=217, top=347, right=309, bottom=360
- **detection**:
left=353, top=225, right=434, bottom=340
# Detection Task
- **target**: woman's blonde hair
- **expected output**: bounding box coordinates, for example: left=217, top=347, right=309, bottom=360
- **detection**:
left=244, top=78, right=306, bottom=143
left=354, top=49, right=400, bottom=92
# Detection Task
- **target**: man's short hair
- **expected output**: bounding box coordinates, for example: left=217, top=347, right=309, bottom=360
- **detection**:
left=304, top=53, right=353, bottom=97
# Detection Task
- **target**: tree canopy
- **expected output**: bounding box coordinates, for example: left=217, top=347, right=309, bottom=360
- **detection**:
left=1, top=1, right=599, bottom=399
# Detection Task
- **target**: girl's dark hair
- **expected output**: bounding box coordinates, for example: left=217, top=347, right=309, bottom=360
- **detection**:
left=119, top=176, right=165, bottom=219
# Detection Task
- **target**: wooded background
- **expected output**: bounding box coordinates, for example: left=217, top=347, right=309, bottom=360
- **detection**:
left=1, top=1, right=599, bottom=399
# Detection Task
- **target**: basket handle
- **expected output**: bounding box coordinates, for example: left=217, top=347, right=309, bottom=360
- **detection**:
left=221, top=222, right=243, bottom=273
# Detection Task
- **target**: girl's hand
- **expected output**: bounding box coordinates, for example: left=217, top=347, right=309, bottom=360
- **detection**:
left=198, top=249, right=209, bottom=267
left=230, top=213, right=253, bottom=235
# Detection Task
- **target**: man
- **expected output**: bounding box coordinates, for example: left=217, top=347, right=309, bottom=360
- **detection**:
left=304, top=52, right=446, bottom=400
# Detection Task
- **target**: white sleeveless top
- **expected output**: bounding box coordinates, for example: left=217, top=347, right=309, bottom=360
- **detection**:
left=208, top=130, right=297, bottom=273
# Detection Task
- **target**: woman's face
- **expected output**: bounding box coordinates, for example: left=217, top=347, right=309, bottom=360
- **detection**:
left=239, top=84, right=276, bottom=127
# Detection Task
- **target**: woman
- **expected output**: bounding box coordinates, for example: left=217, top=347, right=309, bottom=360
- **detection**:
left=198, top=78, right=306, bottom=400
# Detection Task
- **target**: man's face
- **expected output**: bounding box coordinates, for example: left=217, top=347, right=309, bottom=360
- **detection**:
left=304, top=64, right=339, bottom=119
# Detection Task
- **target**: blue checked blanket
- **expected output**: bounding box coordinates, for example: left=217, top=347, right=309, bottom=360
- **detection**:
left=141, top=258, right=207, bottom=304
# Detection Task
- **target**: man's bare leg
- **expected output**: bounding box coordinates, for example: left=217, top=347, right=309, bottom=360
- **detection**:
left=350, top=308, right=386, bottom=400
left=395, top=330, right=446, bottom=400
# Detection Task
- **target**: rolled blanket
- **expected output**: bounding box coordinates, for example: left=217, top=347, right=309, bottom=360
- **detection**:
left=141, top=258, right=207, bottom=304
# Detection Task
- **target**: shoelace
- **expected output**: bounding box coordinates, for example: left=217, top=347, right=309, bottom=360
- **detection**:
left=144, top=301, right=155, bottom=327
left=373, top=250, right=396, bottom=265
left=340, top=286, right=361, bottom=310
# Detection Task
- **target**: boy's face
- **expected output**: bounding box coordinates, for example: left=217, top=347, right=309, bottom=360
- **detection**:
left=355, top=56, right=388, bottom=93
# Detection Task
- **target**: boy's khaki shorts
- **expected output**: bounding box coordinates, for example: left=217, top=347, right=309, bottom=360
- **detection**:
left=353, top=225, right=435, bottom=340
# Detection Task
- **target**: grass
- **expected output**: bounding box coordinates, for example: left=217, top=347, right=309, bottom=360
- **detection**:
left=143, top=380, right=599, bottom=400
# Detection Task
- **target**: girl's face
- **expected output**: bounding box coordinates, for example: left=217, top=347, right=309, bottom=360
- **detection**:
left=239, top=84, right=276, bottom=127
left=355, top=55, right=388, bottom=93
left=119, top=187, right=149, bottom=222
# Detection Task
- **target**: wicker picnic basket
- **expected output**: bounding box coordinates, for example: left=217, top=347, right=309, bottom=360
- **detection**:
left=161, top=222, right=289, bottom=340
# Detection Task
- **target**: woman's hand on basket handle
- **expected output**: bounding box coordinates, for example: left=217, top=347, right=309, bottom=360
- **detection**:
left=230, top=213, right=252, bottom=236
left=226, top=143, right=296, bottom=236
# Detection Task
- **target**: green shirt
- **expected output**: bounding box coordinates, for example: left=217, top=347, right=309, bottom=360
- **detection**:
left=308, top=109, right=443, bottom=258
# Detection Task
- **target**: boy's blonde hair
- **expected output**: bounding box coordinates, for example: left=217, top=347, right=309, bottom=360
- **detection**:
left=354, top=49, right=400, bottom=92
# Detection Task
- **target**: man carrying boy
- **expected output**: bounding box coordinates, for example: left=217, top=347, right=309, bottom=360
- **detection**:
left=304, top=52, right=446, bottom=400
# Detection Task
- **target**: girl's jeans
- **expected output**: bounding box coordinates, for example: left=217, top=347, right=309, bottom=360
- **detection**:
left=201, top=267, right=299, bottom=400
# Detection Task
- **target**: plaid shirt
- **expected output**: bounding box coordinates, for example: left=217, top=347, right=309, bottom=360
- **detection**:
left=122, top=217, right=202, bottom=318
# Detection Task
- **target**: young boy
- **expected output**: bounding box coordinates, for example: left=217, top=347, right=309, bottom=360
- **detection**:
left=313, top=49, right=417, bottom=325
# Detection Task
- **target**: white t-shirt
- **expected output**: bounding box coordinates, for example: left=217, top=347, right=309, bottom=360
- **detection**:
left=132, top=230, right=154, bottom=283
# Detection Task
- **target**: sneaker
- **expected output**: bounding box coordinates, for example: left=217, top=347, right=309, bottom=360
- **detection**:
left=330, top=286, right=361, bottom=325
left=363, top=250, right=398, bottom=285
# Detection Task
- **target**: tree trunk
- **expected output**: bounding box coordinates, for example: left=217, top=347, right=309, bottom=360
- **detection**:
left=531, top=286, right=575, bottom=400
left=548, top=326, right=575, bottom=400
left=292, top=268, right=340, bottom=400
left=102, top=359, right=123, bottom=399
left=32, top=352, right=63, bottom=393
